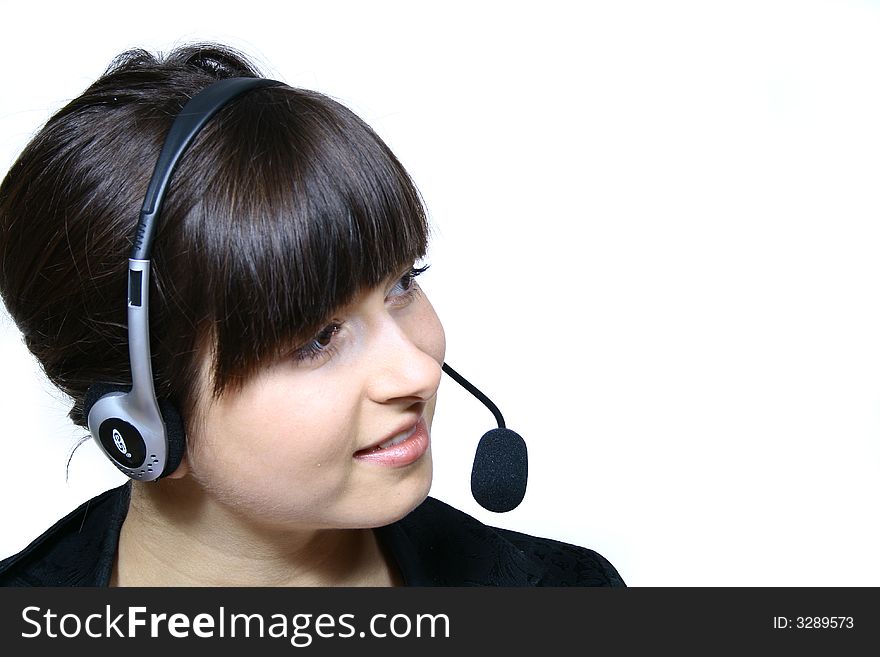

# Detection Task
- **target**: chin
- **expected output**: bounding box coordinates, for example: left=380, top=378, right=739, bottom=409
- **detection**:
left=359, top=458, right=433, bottom=528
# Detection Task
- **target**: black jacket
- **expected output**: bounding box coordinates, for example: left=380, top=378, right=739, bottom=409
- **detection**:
left=0, top=484, right=624, bottom=586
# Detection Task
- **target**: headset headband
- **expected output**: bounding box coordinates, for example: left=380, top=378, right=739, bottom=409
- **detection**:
left=133, top=77, right=282, bottom=260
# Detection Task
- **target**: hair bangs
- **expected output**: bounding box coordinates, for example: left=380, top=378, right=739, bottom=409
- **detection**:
left=164, top=87, right=430, bottom=396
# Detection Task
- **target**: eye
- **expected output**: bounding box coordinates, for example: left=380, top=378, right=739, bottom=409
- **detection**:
left=314, top=324, right=338, bottom=347
left=291, top=322, right=342, bottom=364
left=388, top=264, right=430, bottom=301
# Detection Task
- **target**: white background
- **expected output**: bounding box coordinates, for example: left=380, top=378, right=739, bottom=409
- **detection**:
left=1, top=0, right=879, bottom=586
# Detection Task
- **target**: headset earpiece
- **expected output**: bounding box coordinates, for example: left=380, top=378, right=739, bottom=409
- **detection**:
left=84, top=384, right=185, bottom=481
left=85, top=383, right=170, bottom=480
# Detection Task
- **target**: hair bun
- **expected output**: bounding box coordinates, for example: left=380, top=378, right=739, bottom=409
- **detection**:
left=183, top=44, right=260, bottom=79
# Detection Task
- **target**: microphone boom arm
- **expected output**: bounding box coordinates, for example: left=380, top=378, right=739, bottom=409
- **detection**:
left=441, top=362, right=506, bottom=429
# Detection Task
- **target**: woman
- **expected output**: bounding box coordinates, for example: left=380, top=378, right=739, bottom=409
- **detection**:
left=0, top=43, right=624, bottom=586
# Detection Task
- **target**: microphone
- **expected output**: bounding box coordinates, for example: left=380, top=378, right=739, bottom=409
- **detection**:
left=442, top=363, right=528, bottom=513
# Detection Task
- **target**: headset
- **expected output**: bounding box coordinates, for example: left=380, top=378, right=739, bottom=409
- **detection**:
left=84, top=77, right=528, bottom=511
left=84, top=77, right=279, bottom=481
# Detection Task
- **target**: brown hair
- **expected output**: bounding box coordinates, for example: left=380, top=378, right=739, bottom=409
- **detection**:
left=0, top=43, right=429, bottom=429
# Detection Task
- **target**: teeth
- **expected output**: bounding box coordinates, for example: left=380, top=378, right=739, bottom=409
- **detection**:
left=375, top=426, right=416, bottom=450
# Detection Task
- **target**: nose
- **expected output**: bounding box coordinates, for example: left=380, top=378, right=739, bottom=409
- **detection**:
left=365, top=314, right=444, bottom=405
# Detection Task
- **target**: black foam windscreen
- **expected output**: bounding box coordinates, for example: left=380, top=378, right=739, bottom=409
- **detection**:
left=470, top=427, right=528, bottom=513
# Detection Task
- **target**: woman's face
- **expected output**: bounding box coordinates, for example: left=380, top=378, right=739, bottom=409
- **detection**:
left=184, top=266, right=446, bottom=530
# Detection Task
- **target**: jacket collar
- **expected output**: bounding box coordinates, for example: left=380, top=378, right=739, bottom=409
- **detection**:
left=376, top=496, right=543, bottom=586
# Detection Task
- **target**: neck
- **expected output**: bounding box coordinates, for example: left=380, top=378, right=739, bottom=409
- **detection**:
left=111, top=478, right=400, bottom=587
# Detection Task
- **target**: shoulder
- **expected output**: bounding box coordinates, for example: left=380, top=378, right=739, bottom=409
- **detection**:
left=0, top=483, right=129, bottom=586
left=379, top=496, right=625, bottom=587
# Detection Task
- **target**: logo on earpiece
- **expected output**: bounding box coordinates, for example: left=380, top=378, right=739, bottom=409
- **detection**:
left=98, top=418, right=146, bottom=468
left=112, top=428, right=132, bottom=458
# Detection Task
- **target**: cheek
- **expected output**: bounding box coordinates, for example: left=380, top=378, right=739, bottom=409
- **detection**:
left=187, top=377, right=360, bottom=509
left=413, top=293, right=446, bottom=365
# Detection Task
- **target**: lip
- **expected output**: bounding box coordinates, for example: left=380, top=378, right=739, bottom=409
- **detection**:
left=354, top=417, right=429, bottom=466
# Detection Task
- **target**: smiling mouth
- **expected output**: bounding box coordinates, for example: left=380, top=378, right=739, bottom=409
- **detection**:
left=357, top=424, right=419, bottom=455
left=353, top=418, right=430, bottom=465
